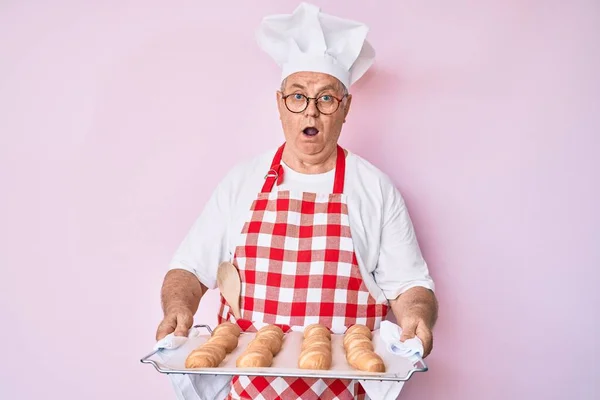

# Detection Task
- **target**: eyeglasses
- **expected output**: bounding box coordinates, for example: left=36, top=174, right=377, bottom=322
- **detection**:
left=281, top=93, right=347, bottom=115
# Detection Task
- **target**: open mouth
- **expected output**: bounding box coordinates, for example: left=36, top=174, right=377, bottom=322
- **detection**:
left=303, top=127, right=319, bottom=137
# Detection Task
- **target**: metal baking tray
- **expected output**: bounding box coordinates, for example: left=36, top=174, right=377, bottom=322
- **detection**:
left=140, top=324, right=427, bottom=382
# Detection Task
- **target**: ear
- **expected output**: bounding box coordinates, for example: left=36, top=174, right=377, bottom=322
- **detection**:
left=276, top=91, right=284, bottom=120
left=342, top=94, right=352, bottom=122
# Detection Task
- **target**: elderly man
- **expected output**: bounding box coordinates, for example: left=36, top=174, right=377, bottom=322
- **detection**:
left=155, top=3, right=437, bottom=400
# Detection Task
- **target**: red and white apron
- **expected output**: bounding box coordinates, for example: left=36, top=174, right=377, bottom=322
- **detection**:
left=218, top=143, right=388, bottom=400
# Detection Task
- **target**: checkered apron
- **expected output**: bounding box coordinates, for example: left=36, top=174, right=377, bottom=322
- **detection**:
left=218, top=144, right=388, bottom=400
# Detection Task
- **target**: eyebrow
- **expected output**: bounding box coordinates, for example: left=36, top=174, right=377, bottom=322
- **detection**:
left=288, top=83, right=339, bottom=94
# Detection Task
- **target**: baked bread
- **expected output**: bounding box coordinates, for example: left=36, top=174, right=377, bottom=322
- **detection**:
left=343, top=333, right=374, bottom=352
left=258, top=324, right=284, bottom=340
left=212, top=321, right=241, bottom=337
left=198, top=343, right=227, bottom=360
left=346, top=324, right=372, bottom=339
left=348, top=348, right=385, bottom=372
left=301, top=335, right=331, bottom=351
left=185, top=343, right=227, bottom=368
left=185, top=349, right=220, bottom=368
left=236, top=324, right=285, bottom=368
left=207, top=333, right=239, bottom=353
left=303, top=323, right=332, bottom=340
left=299, top=323, right=332, bottom=370
left=343, top=324, right=385, bottom=372
left=298, top=348, right=332, bottom=369
left=184, top=322, right=242, bottom=369
left=247, top=335, right=282, bottom=355
left=236, top=346, right=274, bottom=368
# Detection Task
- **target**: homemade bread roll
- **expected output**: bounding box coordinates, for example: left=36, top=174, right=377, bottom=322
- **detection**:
left=298, top=324, right=332, bottom=370
left=236, top=324, right=284, bottom=368
left=343, top=333, right=374, bottom=351
left=207, top=333, right=239, bottom=353
left=257, top=324, right=284, bottom=340
left=343, top=324, right=385, bottom=373
left=300, top=345, right=332, bottom=359
left=256, top=328, right=283, bottom=342
left=236, top=347, right=274, bottom=368
left=349, top=349, right=385, bottom=372
left=303, top=323, right=332, bottom=340
left=185, top=349, right=220, bottom=368
left=247, top=335, right=282, bottom=355
left=301, top=335, right=331, bottom=351
left=198, top=343, right=227, bottom=360
left=212, top=321, right=241, bottom=337
left=256, top=332, right=282, bottom=348
left=298, top=348, right=332, bottom=370
left=345, top=346, right=371, bottom=366
left=346, top=324, right=372, bottom=340
left=185, top=343, right=227, bottom=368
left=184, top=322, right=242, bottom=369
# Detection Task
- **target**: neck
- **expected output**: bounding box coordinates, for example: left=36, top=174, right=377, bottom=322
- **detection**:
left=282, top=146, right=339, bottom=174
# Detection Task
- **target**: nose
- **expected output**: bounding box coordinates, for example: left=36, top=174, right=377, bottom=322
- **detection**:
left=304, top=98, right=320, bottom=117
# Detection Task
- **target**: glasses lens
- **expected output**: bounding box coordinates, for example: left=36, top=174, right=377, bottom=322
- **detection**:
left=285, top=94, right=308, bottom=113
left=316, top=95, right=339, bottom=114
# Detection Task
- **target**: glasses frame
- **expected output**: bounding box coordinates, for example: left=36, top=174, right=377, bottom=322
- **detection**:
left=281, top=92, right=347, bottom=115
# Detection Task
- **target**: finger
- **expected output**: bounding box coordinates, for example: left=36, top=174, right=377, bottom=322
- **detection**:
left=174, top=313, right=193, bottom=337
left=399, top=317, right=418, bottom=342
left=415, top=324, right=433, bottom=358
left=155, top=315, right=177, bottom=341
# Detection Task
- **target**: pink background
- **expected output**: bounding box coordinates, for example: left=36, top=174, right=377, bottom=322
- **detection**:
left=1, top=1, right=598, bottom=399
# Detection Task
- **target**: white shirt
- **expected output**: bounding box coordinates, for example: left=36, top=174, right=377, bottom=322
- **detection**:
left=168, top=147, right=434, bottom=302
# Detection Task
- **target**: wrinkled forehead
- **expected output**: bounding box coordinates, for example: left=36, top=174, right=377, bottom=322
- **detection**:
left=283, top=71, right=345, bottom=95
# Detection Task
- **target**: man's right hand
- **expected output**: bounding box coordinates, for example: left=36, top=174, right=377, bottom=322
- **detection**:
left=155, top=307, right=194, bottom=341
left=156, top=269, right=205, bottom=341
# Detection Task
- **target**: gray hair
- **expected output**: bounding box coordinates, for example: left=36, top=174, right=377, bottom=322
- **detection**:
left=280, top=77, right=348, bottom=96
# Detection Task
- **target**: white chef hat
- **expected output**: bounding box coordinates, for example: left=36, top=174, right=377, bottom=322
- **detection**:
left=256, top=2, right=375, bottom=89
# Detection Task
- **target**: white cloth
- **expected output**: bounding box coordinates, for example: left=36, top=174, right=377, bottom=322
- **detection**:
left=154, top=328, right=200, bottom=351
left=256, top=2, right=375, bottom=88
left=360, top=381, right=405, bottom=400
left=166, top=374, right=231, bottom=400
left=360, top=321, right=425, bottom=400
left=168, top=148, right=435, bottom=303
left=379, top=320, right=424, bottom=361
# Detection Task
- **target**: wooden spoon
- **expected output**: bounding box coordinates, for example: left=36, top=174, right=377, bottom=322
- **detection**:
left=217, top=261, right=242, bottom=319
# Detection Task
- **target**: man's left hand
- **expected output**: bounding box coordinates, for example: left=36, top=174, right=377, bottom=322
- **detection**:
left=398, top=314, right=433, bottom=358
left=389, top=286, right=438, bottom=358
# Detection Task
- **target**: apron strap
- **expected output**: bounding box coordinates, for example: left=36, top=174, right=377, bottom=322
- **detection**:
left=261, top=143, right=346, bottom=194
left=261, top=144, right=286, bottom=193
left=333, top=145, right=345, bottom=194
